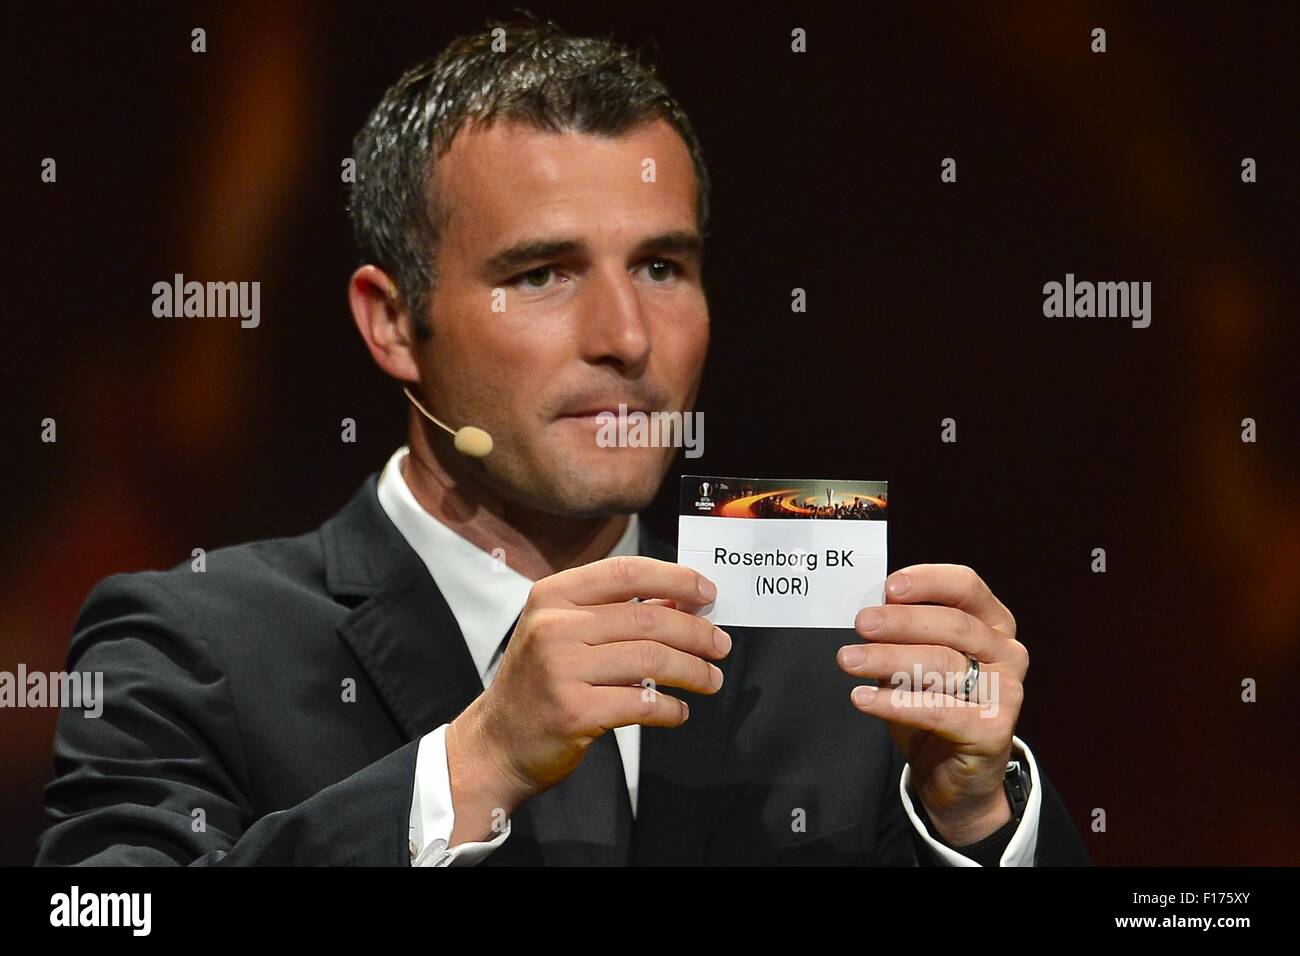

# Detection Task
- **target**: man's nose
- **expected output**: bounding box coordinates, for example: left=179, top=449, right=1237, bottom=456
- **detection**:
left=575, top=266, right=652, bottom=371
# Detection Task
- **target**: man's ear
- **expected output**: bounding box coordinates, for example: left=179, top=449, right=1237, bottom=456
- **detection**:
left=348, top=264, right=421, bottom=383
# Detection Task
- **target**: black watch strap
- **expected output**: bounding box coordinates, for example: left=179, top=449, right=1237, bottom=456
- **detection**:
left=1004, top=759, right=1030, bottom=822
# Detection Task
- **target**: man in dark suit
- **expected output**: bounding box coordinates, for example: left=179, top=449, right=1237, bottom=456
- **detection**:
left=37, top=19, right=1089, bottom=867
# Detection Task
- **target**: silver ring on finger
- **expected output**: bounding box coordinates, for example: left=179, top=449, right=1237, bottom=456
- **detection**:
left=958, top=655, right=980, bottom=700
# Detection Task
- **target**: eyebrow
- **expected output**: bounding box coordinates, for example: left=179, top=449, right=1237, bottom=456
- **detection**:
left=483, top=230, right=704, bottom=275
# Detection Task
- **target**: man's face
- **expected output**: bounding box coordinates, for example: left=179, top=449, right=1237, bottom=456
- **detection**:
left=416, top=117, right=709, bottom=517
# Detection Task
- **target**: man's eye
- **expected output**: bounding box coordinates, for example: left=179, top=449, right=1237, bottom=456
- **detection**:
left=643, top=259, right=680, bottom=282
left=517, top=266, right=556, bottom=289
left=508, top=265, right=567, bottom=290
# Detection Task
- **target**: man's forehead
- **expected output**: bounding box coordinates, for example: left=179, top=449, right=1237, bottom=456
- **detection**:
left=435, top=116, right=696, bottom=243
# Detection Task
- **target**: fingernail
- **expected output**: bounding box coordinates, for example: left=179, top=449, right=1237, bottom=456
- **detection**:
left=680, top=699, right=690, bottom=721
left=839, top=645, right=867, bottom=667
left=851, top=685, right=878, bottom=706
left=857, top=608, right=883, bottom=632
left=698, top=576, right=717, bottom=602
left=709, top=663, right=724, bottom=690
left=713, top=627, right=732, bottom=654
left=886, top=573, right=911, bottom=596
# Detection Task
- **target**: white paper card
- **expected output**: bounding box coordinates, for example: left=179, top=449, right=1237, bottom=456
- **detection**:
left=677, top=475, right=888, bottom=628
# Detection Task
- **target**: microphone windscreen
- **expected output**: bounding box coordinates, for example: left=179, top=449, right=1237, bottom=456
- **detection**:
left=453, top=426, right=494, bottom=458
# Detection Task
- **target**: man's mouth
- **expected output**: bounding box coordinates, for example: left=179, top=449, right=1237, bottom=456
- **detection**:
left=555, top=401, right=655, bottom=421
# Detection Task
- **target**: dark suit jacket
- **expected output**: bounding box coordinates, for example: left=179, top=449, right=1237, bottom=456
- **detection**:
left=36, top=475, right=1091, bottom=866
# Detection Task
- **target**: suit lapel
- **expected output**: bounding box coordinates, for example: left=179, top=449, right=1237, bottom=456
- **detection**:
left=324, top=476, right=484, bottom=740
left=322, top=476, right=552, bottom=863
left=337, top=561, right=485, bottom=739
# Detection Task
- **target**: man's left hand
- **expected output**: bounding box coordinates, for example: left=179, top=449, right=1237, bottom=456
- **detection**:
left=836, top=563, right=1028, bottom=846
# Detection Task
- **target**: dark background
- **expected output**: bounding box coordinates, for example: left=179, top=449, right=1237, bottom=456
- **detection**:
left=3, top=1, right=1297, bottom=865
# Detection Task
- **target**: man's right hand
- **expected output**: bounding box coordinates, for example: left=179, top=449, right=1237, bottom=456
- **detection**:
left=444, top=555, right=729, bottom=844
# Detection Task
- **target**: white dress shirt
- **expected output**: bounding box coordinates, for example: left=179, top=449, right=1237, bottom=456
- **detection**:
left=376, top=446, right=1042, bottom=866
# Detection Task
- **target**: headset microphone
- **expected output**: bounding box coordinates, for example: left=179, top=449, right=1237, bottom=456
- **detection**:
left=402, top=386, right=494, bottom=459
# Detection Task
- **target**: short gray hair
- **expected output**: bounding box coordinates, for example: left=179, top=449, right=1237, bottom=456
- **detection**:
left=348, top=16, right=711, bottom=337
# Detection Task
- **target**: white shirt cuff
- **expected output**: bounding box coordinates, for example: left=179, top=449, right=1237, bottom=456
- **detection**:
left=898, top=734, right=1042, bottom=867
left=409, top=723, right=511, bottom=866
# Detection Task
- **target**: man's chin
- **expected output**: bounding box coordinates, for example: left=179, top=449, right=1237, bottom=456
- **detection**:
left=528, top=443, right=670, bottom=517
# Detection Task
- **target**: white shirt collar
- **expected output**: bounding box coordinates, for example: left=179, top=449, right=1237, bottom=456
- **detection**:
left=375, top=446, right=641, bottom=680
